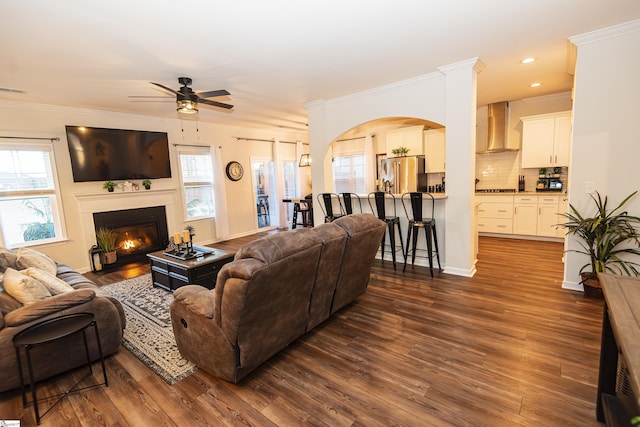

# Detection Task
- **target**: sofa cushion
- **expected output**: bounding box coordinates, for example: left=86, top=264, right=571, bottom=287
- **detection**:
left=0, top=247, right=18, bottom=273
left=234, top=227, right=321, bottom=265
left=23, top=267, right=74, bottom=295
left=3, top=268, right=52, bottom=305
left=16, top=247, right=57, bottom=275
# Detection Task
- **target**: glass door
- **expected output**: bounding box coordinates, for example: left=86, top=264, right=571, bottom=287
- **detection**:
left=252, top=159, right=275, bottom=229
left=282, top=160, right=297, bottom=224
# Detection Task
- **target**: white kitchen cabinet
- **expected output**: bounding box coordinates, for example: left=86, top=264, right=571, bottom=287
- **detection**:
left=556, top=195, right=569, bottom=238
left=423, top=129, right=446, bottom=173
left=521, top=111, right=571, bottom=168
left=536, top=195, right=561, bottom=237
left=476, top=195, right=513, bottom=234
left=513, top=195, right=538, bottom=235
left=386, top=126, right=424, bottom=157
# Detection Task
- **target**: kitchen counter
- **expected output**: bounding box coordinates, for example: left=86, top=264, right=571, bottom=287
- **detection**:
left=475, top=191, right=566, bottom=196
left=353, top=192, right=447, bottom=269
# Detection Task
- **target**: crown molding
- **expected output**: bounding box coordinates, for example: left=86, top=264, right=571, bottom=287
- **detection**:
left=570, top=19, right=640, bottom=46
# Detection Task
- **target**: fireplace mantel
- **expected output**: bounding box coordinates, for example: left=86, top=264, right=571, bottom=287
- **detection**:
left=74, top=189, right=177, bottom=213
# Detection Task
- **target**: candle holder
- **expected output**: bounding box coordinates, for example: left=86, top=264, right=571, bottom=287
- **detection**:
left=164, top=227, right=207, bottom=260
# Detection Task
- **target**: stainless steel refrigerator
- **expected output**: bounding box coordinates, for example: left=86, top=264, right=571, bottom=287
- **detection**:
left=379, top=155, right=425, bottom=194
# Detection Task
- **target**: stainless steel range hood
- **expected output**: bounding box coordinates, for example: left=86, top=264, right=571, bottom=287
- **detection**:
left=477, top=101, right=516, bottom=153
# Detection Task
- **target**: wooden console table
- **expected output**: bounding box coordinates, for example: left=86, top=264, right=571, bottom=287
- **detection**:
left=147, top=246, right=234, bottom=291
left=597, top=273, right=640, bottom=425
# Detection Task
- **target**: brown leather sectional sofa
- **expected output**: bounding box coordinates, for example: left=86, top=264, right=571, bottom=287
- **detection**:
left=170, top=213, right=386, bottom=383
left=0, top=263, right=125, bottom=393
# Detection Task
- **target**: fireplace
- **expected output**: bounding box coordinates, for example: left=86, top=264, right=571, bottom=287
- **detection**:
left=93, top=206, right=169, bottom=266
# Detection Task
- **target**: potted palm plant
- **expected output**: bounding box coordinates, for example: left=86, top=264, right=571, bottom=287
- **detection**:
left=96, top=226, right=118, bottom=264
left=557, top=191, right=640, bottom=297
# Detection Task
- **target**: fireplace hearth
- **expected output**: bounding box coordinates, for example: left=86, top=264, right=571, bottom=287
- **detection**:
left=93, top=206, right=169, bottom=266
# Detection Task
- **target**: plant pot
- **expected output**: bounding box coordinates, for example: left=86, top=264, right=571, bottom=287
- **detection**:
left=144, top=185, right=151, bottom=190
left=580, top=272, right=603, bottom=299
left=102, top=250, right=117, bottom=265
left=107, top=187, right=114, bottom=192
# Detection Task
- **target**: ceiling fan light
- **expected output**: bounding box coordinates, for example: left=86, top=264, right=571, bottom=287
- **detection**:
left=177, top=99, right=198, bottom=114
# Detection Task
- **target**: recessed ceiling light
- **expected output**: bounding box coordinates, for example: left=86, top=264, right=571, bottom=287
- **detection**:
left=521, top=57, right=536, bottom=64
left=530, top=82, right=542, bottom=88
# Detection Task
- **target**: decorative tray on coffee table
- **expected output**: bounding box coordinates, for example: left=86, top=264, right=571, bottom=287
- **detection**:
left=163, top=245, right=214, bottom=261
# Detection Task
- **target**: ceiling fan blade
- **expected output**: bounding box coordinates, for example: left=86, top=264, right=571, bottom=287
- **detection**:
left=196, top=89, right=230, bottom=98
left=198, top=98, right=233, bottom=109
left=128, top=95, right=172, bottom=98
left=0, top=87, right=25, bottom=93
left=150, top=82, right=181, bottom=96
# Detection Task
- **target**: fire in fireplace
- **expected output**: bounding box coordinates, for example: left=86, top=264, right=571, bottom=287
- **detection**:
left=93, top=206, right=169, bottom=265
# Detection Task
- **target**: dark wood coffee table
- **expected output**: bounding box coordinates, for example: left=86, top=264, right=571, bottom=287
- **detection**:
left=147, top=245, right=235, bottom=291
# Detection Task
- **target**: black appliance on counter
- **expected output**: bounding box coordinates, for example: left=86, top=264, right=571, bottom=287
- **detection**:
left=536, top=177, right=563, bottom=192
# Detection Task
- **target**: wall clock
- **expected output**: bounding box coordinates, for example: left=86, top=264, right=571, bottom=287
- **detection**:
left=225, top=161, right=244, bottom=181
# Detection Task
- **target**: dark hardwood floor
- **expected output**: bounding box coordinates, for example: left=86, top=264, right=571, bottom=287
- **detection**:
left=0, top=234, right=605, bottom=426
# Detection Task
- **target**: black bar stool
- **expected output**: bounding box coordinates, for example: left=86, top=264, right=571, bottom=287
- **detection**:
left=339, top=193, right=362, bottom=214
left=401, top=192, right=441, bottom=276
left=292, top=195, right=313, bottom=228
left=316, top=193, right=345, bottom=223
left=368, top=191, right=404, bottom=270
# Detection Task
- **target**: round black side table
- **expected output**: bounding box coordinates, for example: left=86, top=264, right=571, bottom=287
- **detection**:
left=12, top=312, right=108, bottom=425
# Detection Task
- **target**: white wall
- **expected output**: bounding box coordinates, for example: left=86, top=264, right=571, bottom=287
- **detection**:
left=0, top=101, right=307, bottom=272
left=564, top=19, right=640, bottom=290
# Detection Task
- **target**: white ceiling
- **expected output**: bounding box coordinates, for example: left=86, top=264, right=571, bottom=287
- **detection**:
left=2, top=1, right=640, bottom=132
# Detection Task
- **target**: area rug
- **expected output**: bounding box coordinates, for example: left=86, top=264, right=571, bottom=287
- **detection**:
left=101, top=274, right=197, bottom=384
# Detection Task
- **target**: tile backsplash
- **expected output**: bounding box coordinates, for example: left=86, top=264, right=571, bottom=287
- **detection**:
left=475, top=151, right=568, bottom=192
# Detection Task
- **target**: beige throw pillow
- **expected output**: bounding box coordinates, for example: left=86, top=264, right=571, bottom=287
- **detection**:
left=16, top=247, right=57, bottom=276
left=22, top=267, right=74, bottom=295
left=3, top=268, right=52, bottom=305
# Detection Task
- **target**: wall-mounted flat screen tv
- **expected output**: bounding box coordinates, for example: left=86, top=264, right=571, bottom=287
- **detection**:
left=65, top=126, right=171, bottom=182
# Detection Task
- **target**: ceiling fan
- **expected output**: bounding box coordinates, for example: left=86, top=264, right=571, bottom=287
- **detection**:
left=131, top=77, right=233, bottom=114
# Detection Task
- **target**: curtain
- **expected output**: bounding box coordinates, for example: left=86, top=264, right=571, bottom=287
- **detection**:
left=364, top=134, right=375, bottom=192
left=213, top=145, right=230, bottom=240
left=273, top=140, right=287, bottom=228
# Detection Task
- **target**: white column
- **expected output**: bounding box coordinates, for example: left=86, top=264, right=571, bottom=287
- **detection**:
left=304, top=100, right=333, bottom=226
left=438, top=58, right=484, bottom=277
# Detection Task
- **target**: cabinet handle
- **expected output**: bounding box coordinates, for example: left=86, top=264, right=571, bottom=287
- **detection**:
left=514, top=207, right=517, bottom=214
left=539, top=207, right=541, bottom=215
left=555, top=154, right=558, bottom=163
left=497, top=225, right=506, bottom=228
left=549, top=155, right=552, bottom=164
left=498, top=209, right=507, bottom=213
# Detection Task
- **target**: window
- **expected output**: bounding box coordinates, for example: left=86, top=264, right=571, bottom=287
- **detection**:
left=333, top=153, right=365, bottom=193
left=282, top=160, right=297, bottom=199
left=0, top=143, right=65, bottom=247
left=177, top=147, right=215, bottom=220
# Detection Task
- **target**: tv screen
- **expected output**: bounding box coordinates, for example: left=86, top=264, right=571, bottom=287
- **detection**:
left=65, top=126, right=171, bottom=182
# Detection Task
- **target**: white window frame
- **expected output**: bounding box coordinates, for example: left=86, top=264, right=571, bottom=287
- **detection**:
left=0, top=141, right=67, bottom=248
left=176, top=145, right=216, bottom=221
left=333, top=153, right=366, bottom=194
